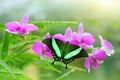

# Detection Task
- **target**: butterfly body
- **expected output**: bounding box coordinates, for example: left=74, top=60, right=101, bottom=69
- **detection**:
left=42, top=38, right=88, bottom=69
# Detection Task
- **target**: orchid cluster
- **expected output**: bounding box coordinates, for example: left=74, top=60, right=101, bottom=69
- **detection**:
left=5, top=14, right=38, bottom=37
left=5, top=14, right=115, bottom=72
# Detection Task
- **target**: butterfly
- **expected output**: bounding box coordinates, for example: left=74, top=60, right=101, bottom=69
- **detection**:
left=42, top=38, right=88, bottom=69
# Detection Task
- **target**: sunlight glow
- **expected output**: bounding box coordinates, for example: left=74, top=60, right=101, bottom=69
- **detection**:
left=98, top=0, right=114, bottom=8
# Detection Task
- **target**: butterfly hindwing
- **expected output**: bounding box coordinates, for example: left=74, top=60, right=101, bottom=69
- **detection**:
left=63, top=43, right=81, bottom=59
left=52, top=38, right=66, bottom=57
left=74, top=49, right=88, bottom=58
left=64, top=47, right=82, bottom=59
left=62, top=43, right=88, bottom=64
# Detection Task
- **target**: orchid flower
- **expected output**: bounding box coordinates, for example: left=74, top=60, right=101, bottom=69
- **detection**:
left=5, top=14, right=38, bottom=36
left=70, top=23, right=95, bottom=50
left=52, top=27, right=73, bottom=43
left=84, top=49, right=106, bottom=72
left=99, top=35, right=115, bottom=56
left=32, top=41, right=52, bottom=59
left=44, top=32, right=51, bottom=39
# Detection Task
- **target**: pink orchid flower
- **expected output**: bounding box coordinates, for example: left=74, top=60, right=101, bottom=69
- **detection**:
left=99, top=35, right=115, bottom=56
left=32, top=41, right=52, bottom=59
left=70, top=23, right=95, bottom=50
left=84, top=49, right=106, bottom=72
left=5, top=14, right=38, bottom=36
left=44, top=32, right=51, bottom=39
left=52, top=27, right=73, bottom=43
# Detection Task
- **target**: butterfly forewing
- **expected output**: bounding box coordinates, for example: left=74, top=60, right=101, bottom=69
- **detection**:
left=53, top=39, right=66, bottom=57
left=42, top=38, right=52, bottom=49
left=42, top=38, right=65, bottom=58
left=52, top=38, right=61, bottom=57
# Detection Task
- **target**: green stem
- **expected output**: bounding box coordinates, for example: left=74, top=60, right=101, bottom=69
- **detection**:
left=0, top=70, right=22, bottom=75
left=54, top=62, right=85, bottom=72
left=3, top=41, right=35, bottom=62
left=45, top=59, right=86, bottom=71
left=56, top=69, right=75, bottom=80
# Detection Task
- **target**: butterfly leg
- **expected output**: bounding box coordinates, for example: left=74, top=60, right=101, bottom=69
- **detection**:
left=52, top=60, right=56, bottom=64
left=65, top=64, right=68, bottom=69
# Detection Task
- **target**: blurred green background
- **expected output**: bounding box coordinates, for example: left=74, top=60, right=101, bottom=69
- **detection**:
left=0, top=0, right=120, bottom=80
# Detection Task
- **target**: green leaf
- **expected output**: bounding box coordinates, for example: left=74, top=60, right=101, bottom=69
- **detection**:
left=0, top=59, right=16, bottom=80
left=7, top=53, right=61, bottom=73
left=0, top=72, right=32, bottom=80
left=0, top=24, right=5, bottom=30
left=31, top=21, right=78, bottom=29
left=0, top=66, right=23, bottom=75
left=86, top=48, right=93, bottom=53
left=0, top=65, right=32, bottom=80
left=1, top=31, right=9, bottom=59
left=36, top=59, right=61, bottom=73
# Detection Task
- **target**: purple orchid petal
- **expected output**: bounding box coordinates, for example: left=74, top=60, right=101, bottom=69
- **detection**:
left=99, top=35, right=115, bottom=56
left=20, top=14, right=28, bottom=25
left=52, top=33, right=66, bottom=42
left=69, top=39, right=79, bottom=45
left=25, top=24, right=38, bottom=32
left=5, top=21, right=21, bottom=34
left=80, top=44, right=87, bottom=50
left=91, top=57, right=99, bottom=69
left=43, top=45, right=52, bottom=58
left=44, top=32, right=51, bottom=39
left=69, top=32, right=81, bottom=45
left=5, top=14, right=38, bottom=36
left=84, top=57, right=91, bottom=72
left=102, top=39, right=113, bottom=50
left=64, top=27, right=72, bottom=41
left=99, top=35, right=113, bottom=50
left=32, top=41, right=43, bottom=55
left=20, top=28, right=28, bottom=34
left=82, top=32, right=95, bottom=45
left=93, top=49, right=106, bottom=61
left=45, top=52, right=52, bottom=58
left=32, top=41, right=53, bottom=59
left=78, top=23, right=84, bottom=35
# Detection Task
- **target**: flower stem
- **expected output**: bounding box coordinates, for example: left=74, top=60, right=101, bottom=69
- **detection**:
left=56, top=69, right=75, bottom=80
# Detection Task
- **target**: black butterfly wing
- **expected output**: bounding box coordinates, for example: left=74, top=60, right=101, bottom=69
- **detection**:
left=59, top=42, right=87, bottom=66
left=74, top=48, right=88, bottom=58
left=53, top=38, right=66, bottom=56
left=42, top=38, right=66, bottom=63
left=42, top=38, right=88, bottom=69
left=42, top=38, right=53, bottom=50
left=63, top=43, right=88, bottom=59
left=42, top=38, right=65, bottom=53
left=63, top=43, right=80, bottom=57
